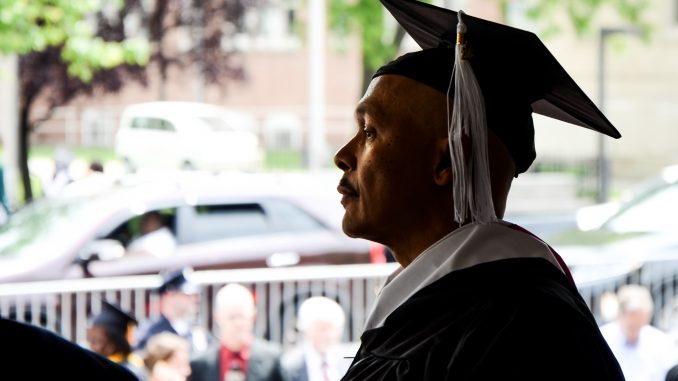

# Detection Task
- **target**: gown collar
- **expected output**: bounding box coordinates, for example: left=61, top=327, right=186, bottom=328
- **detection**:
left=363, top=221, right=564, bottom=331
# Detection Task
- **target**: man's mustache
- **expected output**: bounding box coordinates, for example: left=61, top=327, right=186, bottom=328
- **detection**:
left=338, top=177, right=359, bottom=195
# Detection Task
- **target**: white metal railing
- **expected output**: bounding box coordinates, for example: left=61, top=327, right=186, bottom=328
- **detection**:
left=0, top=263, right=398, bottom=346
left=3, top=261, right=678, bottom=346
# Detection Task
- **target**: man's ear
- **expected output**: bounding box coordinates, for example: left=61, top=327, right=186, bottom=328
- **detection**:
left=434, top=138, right=452, bottom=186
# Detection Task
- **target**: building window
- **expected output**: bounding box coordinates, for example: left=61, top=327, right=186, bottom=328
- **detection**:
left=229, top=0, right=301, bottom=52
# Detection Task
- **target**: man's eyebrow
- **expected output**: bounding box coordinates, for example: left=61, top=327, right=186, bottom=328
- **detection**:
left=355, top=101, right=385, bottom=120
left=355, top=102, right=368, bottom=118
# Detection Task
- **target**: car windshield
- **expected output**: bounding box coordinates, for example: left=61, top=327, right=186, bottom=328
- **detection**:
left=603, top=180, right=678, bottom=234
left=550, top=180, right=678, bottom=247
left=0, top=196, right=107, bottom=260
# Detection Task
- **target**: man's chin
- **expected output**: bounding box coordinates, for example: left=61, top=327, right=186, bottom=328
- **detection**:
left=341, top=218, right=363, bottom=239
left=341, top=218, right=375, bottom=241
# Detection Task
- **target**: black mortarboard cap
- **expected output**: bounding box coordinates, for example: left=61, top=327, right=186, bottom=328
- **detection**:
left=90, top=301, right=137, bottom=335
left=156, top=268, right=200, bottom=295
left=375, top=0, right=621, bottom=175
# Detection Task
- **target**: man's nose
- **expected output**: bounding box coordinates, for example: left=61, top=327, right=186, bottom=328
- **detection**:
left=334, top=140, right=355, bottom=172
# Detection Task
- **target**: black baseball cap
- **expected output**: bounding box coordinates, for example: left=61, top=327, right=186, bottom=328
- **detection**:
left=156, top=268, right=200, bottom=295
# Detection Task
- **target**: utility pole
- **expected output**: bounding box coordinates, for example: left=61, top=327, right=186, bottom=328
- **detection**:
left=307, top=0, right=327, bottom=170
left=0, top=55, right=19, bottom=210
left=597, top=27, right=641, bottom=203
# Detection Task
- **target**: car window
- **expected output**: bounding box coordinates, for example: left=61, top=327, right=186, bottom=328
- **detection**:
left=199, top=117, right=235, bottom=132
left=183, top=203, right=270, bottom=244
left=159, top=119, right=176, bottom=132
left=104, top=208, right=177, bottom=249
left=605, top=182, right=678, bottom=233
left=130, top=117, right=175, bottom=132
left=0, top=196, right=111, bottom=260
left=265, top=199, right=324, bottom=232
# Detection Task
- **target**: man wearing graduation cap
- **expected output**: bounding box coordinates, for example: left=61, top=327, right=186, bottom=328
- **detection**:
left=87, top=301, right=147, bottom=380
left=334, top=0, right=625, bottom=379
left=135, top=268, right=206, bottom=352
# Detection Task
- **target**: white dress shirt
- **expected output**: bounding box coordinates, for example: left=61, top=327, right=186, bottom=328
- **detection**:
left=127, top=227, right=177, bottom=257
left=600, top=321, right=678, bottom=381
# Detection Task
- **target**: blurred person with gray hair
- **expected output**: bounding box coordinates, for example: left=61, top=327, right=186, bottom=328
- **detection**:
left=188, top=283, right=284, bottom=381
left=600, top=284, right=678, bottom=381
left=282, top=296, right=350, bottom=381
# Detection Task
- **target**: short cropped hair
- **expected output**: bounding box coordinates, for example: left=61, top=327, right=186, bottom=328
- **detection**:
left=215, top=283, right=255, bottom=311
left=297, top=296, right=346, bottom=332
left=617, top=285, right=654, bottom=315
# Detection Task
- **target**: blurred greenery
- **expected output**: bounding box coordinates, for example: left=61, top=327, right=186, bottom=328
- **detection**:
left=265, top=150, right=303, bottom=170
left=0, top=145, right=305, bottom=171
left=0, top=0, right=150, bottom=82
left=329, top=0, right=649, bottom=93
left=525, top=0, right=650, bottom=38
left=549, top=228, right=645, bottom=246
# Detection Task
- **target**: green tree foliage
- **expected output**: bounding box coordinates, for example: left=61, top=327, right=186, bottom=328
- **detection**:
left=329, top=0, right=648, bottom=93
left=1, top=0, right=150, bottom=202
left=2, top=0, right=253, bottom=202
left=329, top=0, right=409, bottom=93
left=525, top=0, right=650, bottom=38
left=0, top=0, right=150, bottom=82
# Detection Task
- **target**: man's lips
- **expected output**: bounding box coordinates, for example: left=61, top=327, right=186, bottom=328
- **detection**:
left=337, top=178, right=359, bottom=199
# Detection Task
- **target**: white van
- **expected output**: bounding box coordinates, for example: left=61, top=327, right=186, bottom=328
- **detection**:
left=115, top=102, right=263, bottom=172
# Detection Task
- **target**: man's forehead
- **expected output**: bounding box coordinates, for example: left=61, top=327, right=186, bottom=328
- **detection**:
left=354, top=76, right=404, bottom=118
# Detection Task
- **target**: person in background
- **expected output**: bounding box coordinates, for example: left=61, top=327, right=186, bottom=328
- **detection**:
left=282, top=296, right=349, bottom=381
left=189, top=283, right=284, bottom=381
left=44, top=145, right=73, bottom=198
left=1, top=317, right=138, bottom=380
left=135, top=269, right=206, bottom=352
left=144, top=332, right=192, bottom=381
left=600, top=285, right=678, bottom=381
left=666, top=364, right=678, bottom=381
left=61, top=159, right=115, bottom=197
left=127, top=211, right=177, bottom=257
left=87, top=300, right=147, bottom=380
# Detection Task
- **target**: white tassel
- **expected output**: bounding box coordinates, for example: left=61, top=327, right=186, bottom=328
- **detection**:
left=447, top=10, right=496, bottom=225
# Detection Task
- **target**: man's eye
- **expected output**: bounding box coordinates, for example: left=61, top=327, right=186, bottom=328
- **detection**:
left=363, top=128, right=376, bottom=140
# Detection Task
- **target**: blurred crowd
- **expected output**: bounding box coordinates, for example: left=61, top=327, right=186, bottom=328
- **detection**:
left=84, top=269, right=352, bottom=381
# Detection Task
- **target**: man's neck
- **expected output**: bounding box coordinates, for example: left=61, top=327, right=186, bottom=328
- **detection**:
left=392, top=223, right=459, bottom=267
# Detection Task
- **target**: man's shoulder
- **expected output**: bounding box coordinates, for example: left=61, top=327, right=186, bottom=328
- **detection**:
left=140, top=315, right=172, bottom=333
left=136, top=315, right=173, bottom=344
left=398, top=257, right=578, bottom=311
left=252, top=337, right=282, bottom=357
left=190, top=344, right=220, bottom=365
left=280, top=345, right=305, bottom=369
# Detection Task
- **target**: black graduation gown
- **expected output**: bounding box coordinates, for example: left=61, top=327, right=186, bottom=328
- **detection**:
left=342, top=258, right=625, bottom=381
left=1, top=318, right=139, bottom=381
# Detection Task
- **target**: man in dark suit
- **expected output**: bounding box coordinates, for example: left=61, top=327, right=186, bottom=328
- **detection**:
left=188, top=283, right=284, bottom=381
left=135, top=269, right=207, bottom=353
